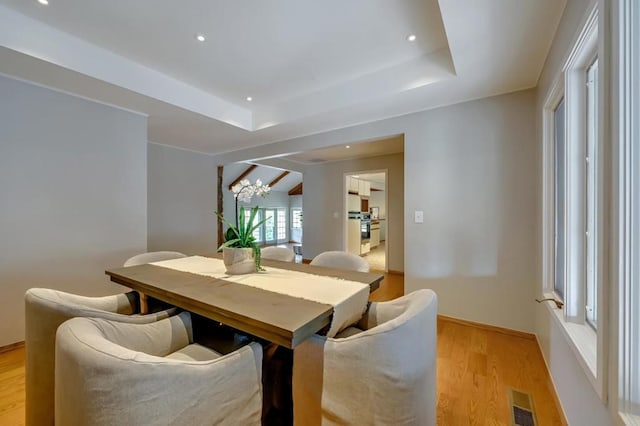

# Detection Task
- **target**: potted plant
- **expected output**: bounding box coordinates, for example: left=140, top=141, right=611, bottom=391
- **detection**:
left=215, top=179, right=270, bottom=274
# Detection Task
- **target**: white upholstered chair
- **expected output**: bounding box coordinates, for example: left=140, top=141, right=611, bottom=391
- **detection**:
left=309, top=250, right=370, bottom=272
left=25, top=288, right=175, bottom=426
left=123, top=250, right=187, bottom=267
left=292, top=289, right=438, bottom=426
left=55, top=312, right=263, bottom=426
left=261, top=246, right=296, bottom=262
left=123, top=251, right=186, bottom=313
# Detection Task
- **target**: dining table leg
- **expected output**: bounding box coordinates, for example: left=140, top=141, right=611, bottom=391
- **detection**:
left=262, top=343, right=293, bottom=425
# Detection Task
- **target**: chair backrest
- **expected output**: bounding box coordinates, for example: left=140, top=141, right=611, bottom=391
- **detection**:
left=293, top=289, right=437, bottom=425
left=309, top=251, right=370, bottom=272
left=55, top=312, right=263, bottom=426
left=24, top=288, right=170, bottom=426
left=123, top=251, right=187, bottom=267
left=261, top=247, right=295, bottom=262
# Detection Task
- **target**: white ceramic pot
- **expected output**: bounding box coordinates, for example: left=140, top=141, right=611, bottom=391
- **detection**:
left=222, top=247, right=256, bottom=274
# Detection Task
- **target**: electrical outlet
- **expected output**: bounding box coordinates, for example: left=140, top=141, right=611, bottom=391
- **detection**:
left=414, top=210, right=424, bottom=224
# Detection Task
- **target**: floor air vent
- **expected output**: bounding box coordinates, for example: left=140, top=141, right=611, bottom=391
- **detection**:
left=509, top=388, right=537, bottom=426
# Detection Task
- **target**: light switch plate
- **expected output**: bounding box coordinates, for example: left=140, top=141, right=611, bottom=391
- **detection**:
left=414, top=210, right=424, bottom=223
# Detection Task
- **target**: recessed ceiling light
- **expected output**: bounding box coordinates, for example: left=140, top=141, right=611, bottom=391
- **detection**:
left=246, top=96, right=253, bottom=102
left=195, top=34, right=206, bottom=42
left=345, top=145, right=351, bottom=149
left=38, top=0, right=49, bottom=5
left=407, top=34, right=417, bottom=42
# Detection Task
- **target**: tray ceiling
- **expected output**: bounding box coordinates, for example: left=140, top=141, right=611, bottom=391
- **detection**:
left=0, top=0, right=566, bottom=155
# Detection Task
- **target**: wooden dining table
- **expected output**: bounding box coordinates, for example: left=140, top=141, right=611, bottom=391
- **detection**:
left=105, top=254, right=384, bottom=349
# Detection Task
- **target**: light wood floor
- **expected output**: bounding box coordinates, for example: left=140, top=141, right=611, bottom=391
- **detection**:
left=364, top=241, right=386, bottom=271
left=0, top=273, right=563, bottom=425
left=437, top=319, right=564, bottom=425
left=369, top=270, right=404, bottom=302
left=0, top=345, right=25, bottom=426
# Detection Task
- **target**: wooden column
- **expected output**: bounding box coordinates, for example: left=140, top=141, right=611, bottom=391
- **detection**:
left=217, top=165, right=224, bottom=247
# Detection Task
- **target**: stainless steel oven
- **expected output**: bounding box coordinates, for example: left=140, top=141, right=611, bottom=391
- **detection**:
left=360, top=213, right=371, bottom=242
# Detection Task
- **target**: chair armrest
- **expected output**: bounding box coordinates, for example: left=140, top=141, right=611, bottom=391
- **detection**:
left=81, top=311, right=193, bottom=357
left=357, top=297, right=410, bottom=330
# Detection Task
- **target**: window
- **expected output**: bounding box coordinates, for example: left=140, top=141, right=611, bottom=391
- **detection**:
left=618, top=0, right=640, bottom=420
left=292, top=208, right=303, bottom=229
left=542, top=6, right=605, bottom=399
left=277, top=209, right=287, bottom=240
left=242, top=207, right=288, bottom=244
left=544, top=56, right=603, bottom=327
left=585, top=58, right=599, bottom=329
left=264, top=209, right=275, bottom=242
left=554, top=98, right=566, bottom=300
left=242, top=208, right=264, bottom=242
left=552, top=52, right=600, bottom=326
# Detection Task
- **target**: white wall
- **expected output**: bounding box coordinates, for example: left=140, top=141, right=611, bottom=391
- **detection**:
left=214, top=89, right=537, bottom=332
left=536, top=309, right=611, bottom=425
left=534, top=0, right=613, bottom=423
left=147, top=143, right=218, bottom=255
left=404, top=90, right=538, bottom=332
left=289, top=194, right=303, bottom=209
left=0, top=76, right=147, bottom=347
left=368, top=190, right=386, bottom=220
left=302, top=153, right=404, bottom=271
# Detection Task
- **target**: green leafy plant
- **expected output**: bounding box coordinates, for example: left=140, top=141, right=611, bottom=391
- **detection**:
left=216, top=205, right=267, bottom=271
left=215, top=178, right=271, bottom=271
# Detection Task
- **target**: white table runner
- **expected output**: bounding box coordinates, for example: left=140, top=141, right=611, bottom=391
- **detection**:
left=151, top=256, right=370, bottom=337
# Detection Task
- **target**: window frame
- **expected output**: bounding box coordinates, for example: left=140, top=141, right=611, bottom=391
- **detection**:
left=276, top=209, right=287, bottom=241
left=585, top=57, right=599, bottom=329
left=291, top=208, right=303, bottom=230
left=242, top=207, right=289, bottom=244
left=264, top=209, right=276, bottom=243
left=617, top=0, right=640, bottom=421
left=241, top=208, right=264, bottom=243
left=541, top=5, right=606, bottom=401
left=553, top=96, right=567, bottom=302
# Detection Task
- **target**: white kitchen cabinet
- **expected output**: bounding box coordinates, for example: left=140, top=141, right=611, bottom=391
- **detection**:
left=347, top=219, right=361, bottom=255
left=370, top=223, right=380, bottom=248
left=360, top=241, right=370, bottom=255
left=348, top=177, right=359, bottom=193
left=347, top=194, right=360, bottom=212
left=358, top=180, right=371, bottom=197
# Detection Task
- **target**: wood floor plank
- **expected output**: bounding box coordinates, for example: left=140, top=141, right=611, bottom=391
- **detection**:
left=438, top=318, right=565, bottom=425
left=368, top=272, right=403, bottom=302
left=0, top=346, right=24, bottom=426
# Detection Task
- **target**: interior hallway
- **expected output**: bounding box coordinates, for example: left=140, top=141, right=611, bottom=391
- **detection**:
left=364, top=241, right=386, bottom=272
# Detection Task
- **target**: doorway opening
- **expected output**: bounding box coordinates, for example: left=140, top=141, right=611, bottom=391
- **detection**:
left=221, top=161, right=303, bottom=262
left=344, top=170, right=387, bottom=272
